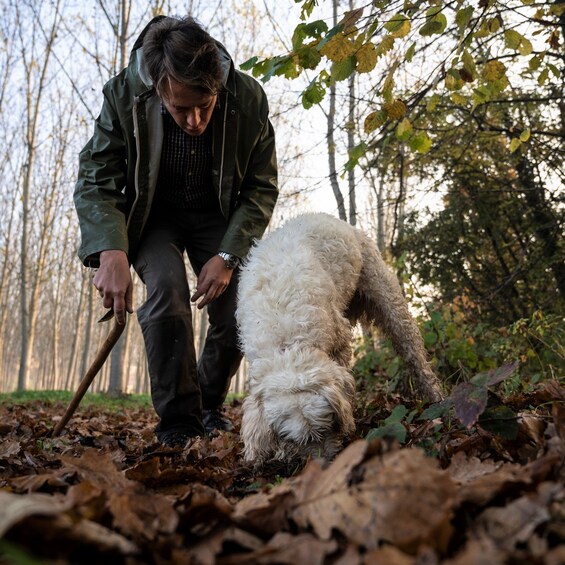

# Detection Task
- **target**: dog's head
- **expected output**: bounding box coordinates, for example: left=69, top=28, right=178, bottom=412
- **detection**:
left=243, top=348, right=356, bottom=464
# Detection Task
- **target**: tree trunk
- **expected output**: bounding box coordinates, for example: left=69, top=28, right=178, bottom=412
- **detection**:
left=16, top=0, right=62, bottom=390
left=327, top=0, right=346, bottom=221
left=347, top=0, right=356, bottom=226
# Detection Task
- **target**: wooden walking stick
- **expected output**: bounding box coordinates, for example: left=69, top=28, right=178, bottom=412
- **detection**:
left=52, top=314, right=125, bottom=437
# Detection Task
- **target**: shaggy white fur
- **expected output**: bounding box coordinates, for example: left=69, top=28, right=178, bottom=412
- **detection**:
left=237, top=213, right=443, bottom=465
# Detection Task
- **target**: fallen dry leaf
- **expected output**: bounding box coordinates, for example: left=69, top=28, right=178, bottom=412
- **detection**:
left=0, top=490, right=70, bottom=536
left=291, top=442, right=456, bottom=553
left=1, top=390, right=565, bottom=564
left=232, top=479, right=297, bottom=535
left=442, top=535, right=504, bottom=565
left=474, top=481, right=563, bottom=551
left=362, top=544, right=416, bottom=565
left=447, top=451, right=525, bottom=506
left=221, top=531, right=339, bottom=565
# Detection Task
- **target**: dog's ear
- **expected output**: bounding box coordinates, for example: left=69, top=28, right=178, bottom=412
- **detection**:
left=241, top=393, right=277, bottom=464
left=319, top=364, right=356, bottom=436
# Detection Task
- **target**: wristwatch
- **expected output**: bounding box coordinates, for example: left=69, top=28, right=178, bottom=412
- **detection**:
left=218, top=251, right=240, bottom=269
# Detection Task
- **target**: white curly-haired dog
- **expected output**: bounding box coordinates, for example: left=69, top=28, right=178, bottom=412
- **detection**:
left=236, top=213, right=443, bottom=465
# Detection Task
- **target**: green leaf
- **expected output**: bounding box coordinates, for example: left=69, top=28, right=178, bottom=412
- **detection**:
left=455, top=6, right=474, bottom=31
left=518, top=37, right=533, bottom=56
left=405, top=42, right=416, bottom=62
left=445, top=68, right=463, bottom=91
left=409, top=131, right=432, bottom=154
left=292, top=20, right=329, bottom=50
left=419, top=9, right=447, bottom=36
left=426, top=93, right=441, bottom=112
left=462, top=50, right=476, bottom=79
left=240, top=56, right=258, bottom=71
left=385, top=404, right=409, bottom=424
left=331, top=56, right=356, bottom=81
left=547, top=63, right=561, bottom=78
left=344, top=142, right=367, bottom=171
left=528, top=55, right=542, bottom=71
left=488, top=16, right=501, bottom=34
left=478, top=406, right=519, bottom=439
left=302, top=81, right=326, bottom=109
left=504, top=29, right=523, bottom=50
left=254, top=55, right=298, bottom=82
left=376, top=35, right=395, bottom=57
left=451, top=92, right=467, bottom=106
left=297, top=0, right=317, bottom=21
left=384, top=13, right=406, bottom=33
left=519, top=128, right=531, bottom=142
left=297, top=47, right=321, bottom=70
left=349, top=142, right=367, bottom=160
left=509, top=138, right=521, bottom=153
left=420, top=398, right=453, bottom=421
left=382, top=68, right=396, bottom=102
left=424, top=331, right=438, bottom=347
left=538, top=67, right=549, bottom=85
left=385, top=14, right=411, bottom=38
left=395, top=117, right=413, bottom=140
left=366, top=421, right=407, bottom=443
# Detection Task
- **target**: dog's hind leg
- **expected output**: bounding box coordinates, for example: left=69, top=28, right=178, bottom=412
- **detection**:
left=354, top=233, right=444, bottom=402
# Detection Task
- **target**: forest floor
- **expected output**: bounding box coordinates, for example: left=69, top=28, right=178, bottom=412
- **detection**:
left=0, top=381, right=564, bottom=565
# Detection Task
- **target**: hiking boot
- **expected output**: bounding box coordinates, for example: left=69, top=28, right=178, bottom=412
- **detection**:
left=159, top=431, right=193, bottom=447
left=202, top=408, right=234, bottom=434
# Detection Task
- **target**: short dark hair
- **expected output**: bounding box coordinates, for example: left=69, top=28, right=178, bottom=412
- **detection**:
left=143, top=17, right=224, bottom=96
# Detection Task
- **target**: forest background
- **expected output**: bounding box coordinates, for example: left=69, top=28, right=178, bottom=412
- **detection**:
left=0, top=0, right=563, bottom=399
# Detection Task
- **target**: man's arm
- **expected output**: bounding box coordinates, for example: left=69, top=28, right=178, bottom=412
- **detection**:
left=74, top=85, right=133, bottom=322
left=74, top=85, right=130, bottom=268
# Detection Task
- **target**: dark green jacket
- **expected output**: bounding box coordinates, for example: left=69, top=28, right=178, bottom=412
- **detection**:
left=74, top=18, right=278, bottom=267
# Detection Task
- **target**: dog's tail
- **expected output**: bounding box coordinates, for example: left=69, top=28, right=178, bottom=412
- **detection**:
left=353, top=231, right=444, bottom=403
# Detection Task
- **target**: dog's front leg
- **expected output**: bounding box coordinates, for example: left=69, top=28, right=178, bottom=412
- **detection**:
left=241, top=393, right=277, bottom=464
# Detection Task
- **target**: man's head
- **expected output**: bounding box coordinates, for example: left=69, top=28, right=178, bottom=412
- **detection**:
left=143, top=17, right=224, bottom=135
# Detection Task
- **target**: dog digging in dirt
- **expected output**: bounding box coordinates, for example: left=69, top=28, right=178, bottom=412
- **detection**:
left=236, top=213, right=443, bottom=466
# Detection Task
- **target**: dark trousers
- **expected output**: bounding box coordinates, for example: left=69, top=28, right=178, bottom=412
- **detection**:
left=133, top=210, right=242, bottom=438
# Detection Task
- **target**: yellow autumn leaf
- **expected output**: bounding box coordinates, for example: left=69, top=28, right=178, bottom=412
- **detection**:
left=320, top=34, right=357, bottom=62
left=509, top=138, right=521, bottom=153
left=387, top=15, right=411, bottom=39
left=364, top=110, right=388, bottom=133
left=519, top=128, right=531, bottom=142
left=396, top=117, right=413, bottom=139
left=376, top=35, right=395, bottom=57
left=451, top=93, right=467, bottom=106
left=356, top=42, right=378, bottom=73
left=383, top=99, right=407, bottom=120
left=482, top=60, right=507, bottom=82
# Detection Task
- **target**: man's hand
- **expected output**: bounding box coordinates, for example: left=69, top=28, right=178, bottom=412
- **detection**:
left=93, top=250, right=133, bottom=325
left=191, top=255, right=233, bottom=309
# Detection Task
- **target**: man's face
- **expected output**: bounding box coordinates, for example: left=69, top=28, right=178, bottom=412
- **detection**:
left=160, top=79, right=217, bottom=136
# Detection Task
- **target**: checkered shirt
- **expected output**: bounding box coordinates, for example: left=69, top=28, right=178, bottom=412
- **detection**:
left=153, top=105, right=219, bottom=212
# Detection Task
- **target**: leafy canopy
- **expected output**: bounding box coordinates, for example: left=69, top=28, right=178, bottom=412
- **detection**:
left=241, top=1, right=563, bottom=157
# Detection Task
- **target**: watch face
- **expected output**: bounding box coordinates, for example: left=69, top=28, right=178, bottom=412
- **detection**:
left=220, top=253, right=239, bottom=269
